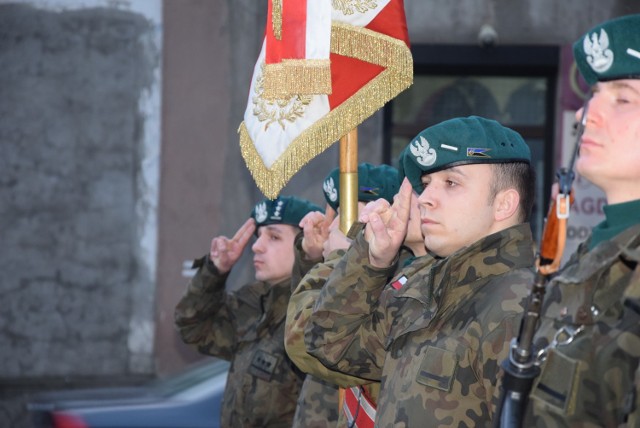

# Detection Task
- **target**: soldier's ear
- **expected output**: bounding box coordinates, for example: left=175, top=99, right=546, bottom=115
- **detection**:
left=493, top=188, right=520, bottom=222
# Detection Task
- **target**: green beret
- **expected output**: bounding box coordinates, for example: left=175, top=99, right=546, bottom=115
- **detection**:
left=250, top=196, right=323, bottom=231
left=400, top=116, right=530, bottom=194
left=574, top=14, right=640, bottom=86
left=322, top=163, right=400, bottom=211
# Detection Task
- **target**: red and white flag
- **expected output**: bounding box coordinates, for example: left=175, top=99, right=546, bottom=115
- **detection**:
left=262, top=0, right=332, bottom=99
left=239, top=0, right=413, bottom=198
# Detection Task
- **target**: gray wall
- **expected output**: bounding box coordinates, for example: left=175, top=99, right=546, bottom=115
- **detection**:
left=406, top=0, right=639, bottom=45
left=0, top=1, right=161, bottom=426
left=0, top=2, right=161, bottom=378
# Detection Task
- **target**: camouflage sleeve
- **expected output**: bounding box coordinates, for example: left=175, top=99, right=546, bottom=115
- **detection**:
left=524, top=265, right=640, bottom=426
left=593, top=300, right=640, bottom=427
left=480, top=312, right=522, bottom=417
left=624, top=277, right=640, bottom=427
left=305, top=231, right=398, bottom=381
left=626, top=365, right=640, bottom=427
left=174, top=255, right=239, bottom=360
left=285, top=249, right=372, bottom=387
left=469, top=272, right=530, bottom=418
left=291, top=231, right=323, bottom=293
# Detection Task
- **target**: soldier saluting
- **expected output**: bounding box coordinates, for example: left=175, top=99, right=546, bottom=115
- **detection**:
left=174, top=196, right=322, bottom=427
left=306, top=116, right=537, bottom=427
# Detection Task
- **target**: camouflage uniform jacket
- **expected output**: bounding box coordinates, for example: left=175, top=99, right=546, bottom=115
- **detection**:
left=307, top=224, right=535, bottom=427
left=287, top=230, right=417, bottom=427
left=524, top=223, right=640, bottom=427
left=628, top=365, right=640, bottom=427
left=288, top=233, right=387, bottom=387
left=288, top=233, right=343, bottom=428
left=174, top=256, right=304, bottom=428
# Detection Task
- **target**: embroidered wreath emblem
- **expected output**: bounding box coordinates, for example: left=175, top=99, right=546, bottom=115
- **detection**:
left=333, top=0, right=378, bottom=15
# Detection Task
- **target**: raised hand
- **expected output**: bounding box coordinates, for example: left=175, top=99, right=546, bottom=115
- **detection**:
left=299, top=206, right=335, bottom=260
left=209, top=218, right=256, bottom=274
left=360, top=178, right=412, bottom=268
left=323, top=213, right=352, bottom=259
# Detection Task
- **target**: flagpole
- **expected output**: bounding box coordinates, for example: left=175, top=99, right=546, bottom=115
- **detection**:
left=338, top=128, right=358, bottom=234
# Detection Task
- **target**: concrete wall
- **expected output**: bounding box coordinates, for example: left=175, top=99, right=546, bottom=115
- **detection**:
left=0, top=0, right=161, bottom=378
left=405, top=0, right=639, bottom=45
left=0, top=0, right=161, bottom=425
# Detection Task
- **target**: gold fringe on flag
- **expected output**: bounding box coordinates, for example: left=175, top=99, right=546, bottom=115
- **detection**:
left=262, top=59, right=332, bottom=99
left=240, top=22, right=413, bottom=199
left=272, top=0, right=282, bottom=40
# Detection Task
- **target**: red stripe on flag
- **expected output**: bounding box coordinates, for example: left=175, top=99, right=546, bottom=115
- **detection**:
left=366, top=0, right=410, bottom=47
left=328, top=53, right=384, bottom=110
left=266, top=0, right=307, bottom=64
left=282, top=0, right=307, bottom=59
left=265, top=0, right=280, bottom=64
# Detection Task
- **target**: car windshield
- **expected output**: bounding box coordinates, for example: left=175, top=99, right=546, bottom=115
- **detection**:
left=150, top=359, right=229, bottom=398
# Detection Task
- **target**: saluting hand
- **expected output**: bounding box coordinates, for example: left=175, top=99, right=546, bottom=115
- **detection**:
left=299, top=206, right=335, bottom=260
left=209, top=218, right=256, bottom=274
left=323, top=212, right=352, bottom=259
left=360, top=178, right=412, bottom=268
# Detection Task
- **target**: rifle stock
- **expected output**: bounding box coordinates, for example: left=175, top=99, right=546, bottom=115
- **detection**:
left=538, top=191, right=575, bottom=268
left=539, top=198, right=560, bottom=264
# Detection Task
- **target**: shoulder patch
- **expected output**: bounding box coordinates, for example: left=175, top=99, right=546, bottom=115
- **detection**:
left=389, top=275, right=408, bottom=290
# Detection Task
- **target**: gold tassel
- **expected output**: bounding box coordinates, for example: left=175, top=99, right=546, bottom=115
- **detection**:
left=272, top=0, right=282, bottom=40
left=262, top=59, right=332, bottom=99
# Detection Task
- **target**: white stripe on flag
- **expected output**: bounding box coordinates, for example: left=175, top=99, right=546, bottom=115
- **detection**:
left=243, top=40, right=330, bottom=168
left=305, top=0, right=331, bottom=60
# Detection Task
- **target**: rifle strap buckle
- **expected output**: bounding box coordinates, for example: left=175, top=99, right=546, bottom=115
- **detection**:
left=536, top=324, right=585, bottom=363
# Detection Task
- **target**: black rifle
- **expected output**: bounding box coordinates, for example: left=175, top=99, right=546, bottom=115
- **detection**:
left=494, top=99, right=590, bottom=428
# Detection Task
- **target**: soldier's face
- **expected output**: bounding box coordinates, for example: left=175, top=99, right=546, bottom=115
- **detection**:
left=417, top=164, right=497, bottom=257
left=576, top=79, right=640, bottom=204
left=251, top=224, right=298, bottom=285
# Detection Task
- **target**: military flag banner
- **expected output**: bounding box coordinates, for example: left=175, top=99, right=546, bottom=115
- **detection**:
left=262, top=0, right=332, bottom=99
left=239, top=0, right=413, bottom=198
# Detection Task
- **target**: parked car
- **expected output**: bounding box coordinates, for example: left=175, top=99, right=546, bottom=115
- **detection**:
left=27, top=359, right=229, bottom=428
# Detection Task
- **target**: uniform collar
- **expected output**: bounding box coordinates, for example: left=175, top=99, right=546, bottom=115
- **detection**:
left=395, top=224, right=534, bottom=301
left=436, top=223, right=535, bottom=288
